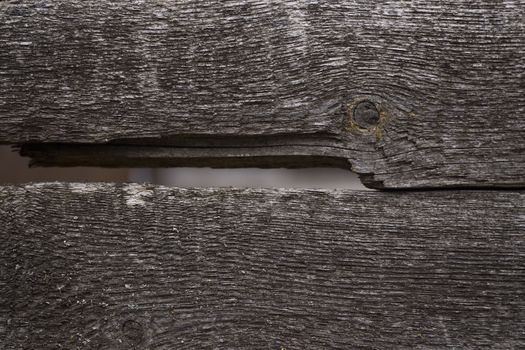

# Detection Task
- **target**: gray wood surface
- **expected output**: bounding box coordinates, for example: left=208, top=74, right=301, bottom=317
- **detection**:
left=0, top=1, right=524, bottom=189
left=1, top=183, right=523, bottom=349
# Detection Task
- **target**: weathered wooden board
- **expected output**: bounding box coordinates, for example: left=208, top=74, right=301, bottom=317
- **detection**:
left=0, top=1, right=524, bottom=188
left=1, top=183, right=523, bottom=349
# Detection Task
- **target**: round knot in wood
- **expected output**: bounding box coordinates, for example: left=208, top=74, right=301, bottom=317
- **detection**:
left=352, top=101, right=380, bottom=128
left=122, top=319, right=144, bottom=346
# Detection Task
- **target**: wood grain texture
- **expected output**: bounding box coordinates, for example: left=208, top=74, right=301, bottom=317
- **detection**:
left=1, top=1, right=524, bottom=189
left=1, top=183, right=524, bottom=349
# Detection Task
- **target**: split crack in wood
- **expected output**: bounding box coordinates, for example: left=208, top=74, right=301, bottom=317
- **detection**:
left=0, top=0, right=523, bottom=189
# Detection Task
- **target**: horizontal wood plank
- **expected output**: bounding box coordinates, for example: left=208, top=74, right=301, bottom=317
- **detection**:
left=1, top=1, right=524, bottom=188
left=1, top=183, right=523, bottom=349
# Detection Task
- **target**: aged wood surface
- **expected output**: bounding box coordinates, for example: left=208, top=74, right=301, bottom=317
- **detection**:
left=0, top=183, right=523, bottom=349
left=0, top=1, right=524, bottom=188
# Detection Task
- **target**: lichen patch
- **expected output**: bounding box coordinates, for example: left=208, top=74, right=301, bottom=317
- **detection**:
left=124, top=183, right=154, bottom=207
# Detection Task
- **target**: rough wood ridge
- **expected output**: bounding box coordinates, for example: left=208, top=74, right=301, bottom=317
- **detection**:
left=0, top=1, right=524, bottom=188
left=1, top=183, right=523, bottom=349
